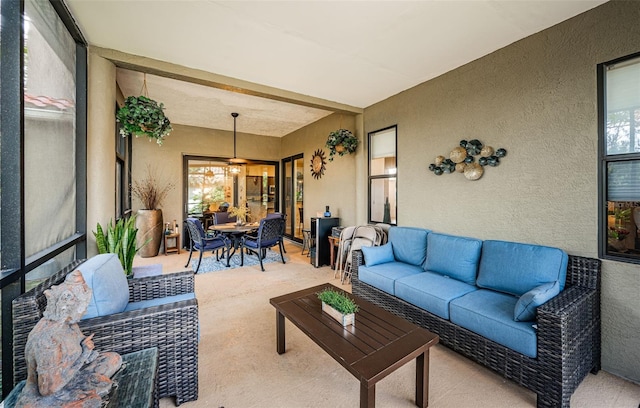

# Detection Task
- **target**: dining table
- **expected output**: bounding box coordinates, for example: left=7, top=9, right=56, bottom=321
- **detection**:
left=209, top=222, right=260, bottom=261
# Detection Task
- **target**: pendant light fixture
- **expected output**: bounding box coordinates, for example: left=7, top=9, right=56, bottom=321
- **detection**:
left=229, top=112, right=242, bottom=174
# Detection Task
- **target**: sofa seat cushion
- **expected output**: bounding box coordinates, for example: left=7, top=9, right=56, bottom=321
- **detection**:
left=424, top=233, right=482, bottom=285
left=476, top=240, right=569, bottom=296
left=124, top=292, right=196, bottom=312
left=387, top=227, right=430, bottom=267
left=450, top=289, right=538, bottom=358
left=77, top=254, right=129, bottom=320
left=395, top=272, right=477, bottom=319
left=358, top=262, right=424, bottom=295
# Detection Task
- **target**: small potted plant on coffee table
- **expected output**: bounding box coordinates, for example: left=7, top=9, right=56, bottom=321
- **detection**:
left=317, top=288, right=359, bottom=326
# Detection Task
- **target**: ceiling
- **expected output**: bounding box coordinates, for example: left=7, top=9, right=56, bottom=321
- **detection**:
left=66, top=0, right=607, bottom=137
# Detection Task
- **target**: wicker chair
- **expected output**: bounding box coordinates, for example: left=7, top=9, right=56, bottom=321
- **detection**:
left=351, top=251, right=601, bottom=408
left=12, top=260, right=199, bottom=406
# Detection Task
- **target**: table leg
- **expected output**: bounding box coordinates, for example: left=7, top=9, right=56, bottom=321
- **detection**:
left=415, top=351, right=429, bottom=408
left=276, top=311, right=286, bottom=354
left=360, top=381, right=375, bottom=408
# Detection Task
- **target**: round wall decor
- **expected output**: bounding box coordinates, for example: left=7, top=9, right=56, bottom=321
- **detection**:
left=310, top=149, right=327, bottom=179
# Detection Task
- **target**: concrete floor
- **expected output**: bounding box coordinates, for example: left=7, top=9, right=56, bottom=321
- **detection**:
left=134, top=242, right=640, bottom=408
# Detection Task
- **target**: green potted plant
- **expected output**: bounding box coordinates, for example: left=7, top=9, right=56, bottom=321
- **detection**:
left=325, top=129, right=358, bottom=161
left=116, top=95, right=172, bottom=145
left=94, top=216, right=147, bottom=276
left=317, top=288, right=359, bottom=326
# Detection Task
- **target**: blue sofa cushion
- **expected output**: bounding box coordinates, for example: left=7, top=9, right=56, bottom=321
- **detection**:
left=358, top=262, right=424, bottom=295
left=514, top=281, right=560, bottom=322
left=395, top=272, right=477, bottom=319
left=450, top=289, right=538, bottom=358
left=387, top=227, right=430, bottom=267
left=476, top=240, right=568, bottom=296
left=76, top=254, right=129, bottom=320
left=124, top=292, right=196, bottom=312
left=361, top=243, right=394, bottom=266
left=424, top=233, right=482, bottom=285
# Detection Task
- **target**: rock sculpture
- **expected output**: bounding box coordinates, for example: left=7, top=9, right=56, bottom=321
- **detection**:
left=15, top=270, right=122, bottom=408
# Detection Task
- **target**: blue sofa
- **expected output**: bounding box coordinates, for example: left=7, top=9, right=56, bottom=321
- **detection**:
left=352, top=227, right=601, bottom=408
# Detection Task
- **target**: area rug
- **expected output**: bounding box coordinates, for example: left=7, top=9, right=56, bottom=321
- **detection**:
left=190, top=249, right=286, bottom=273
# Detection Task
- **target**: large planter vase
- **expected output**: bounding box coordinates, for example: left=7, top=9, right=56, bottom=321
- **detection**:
left=136, top=209, right=163, bottom=257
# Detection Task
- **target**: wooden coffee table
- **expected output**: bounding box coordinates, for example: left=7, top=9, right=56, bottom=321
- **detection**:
left=270, top=284, right=439, bottom=408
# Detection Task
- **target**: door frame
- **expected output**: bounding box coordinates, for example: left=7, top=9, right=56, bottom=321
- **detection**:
left=281, top=153, right=304, bottom=243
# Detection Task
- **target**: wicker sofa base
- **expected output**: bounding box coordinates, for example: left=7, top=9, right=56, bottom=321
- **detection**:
left=352, top=252, right=601, bottom=408
left=12, top=260, right=199, bottom=406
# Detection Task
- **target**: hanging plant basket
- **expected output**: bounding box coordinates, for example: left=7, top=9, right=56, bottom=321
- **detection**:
left=116, top=95, right=172, bottom=145
left=325, top=129, right=358, bottom=161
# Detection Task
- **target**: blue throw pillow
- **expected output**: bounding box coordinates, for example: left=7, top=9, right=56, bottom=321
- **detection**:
left=514, top=281, right=560, bottom=322
left=76, top=253, right=130, bottom=319
left=361, top=243, right=395, bottom=266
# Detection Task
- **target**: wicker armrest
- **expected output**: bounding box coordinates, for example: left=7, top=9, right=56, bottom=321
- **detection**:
left=351, top=249, right=364, bottom=280
left=128, top=270, right=195, bottom=302
left=536, top=284, right=598, bottom=355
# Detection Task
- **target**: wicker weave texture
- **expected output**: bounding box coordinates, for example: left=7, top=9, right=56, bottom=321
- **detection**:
left=351, top=250, right=601, bottom=408
left=12, top=260, right=199, bottom=406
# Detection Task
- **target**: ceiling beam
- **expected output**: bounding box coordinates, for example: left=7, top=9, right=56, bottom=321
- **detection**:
left=91, top=46, right=363, bottom=116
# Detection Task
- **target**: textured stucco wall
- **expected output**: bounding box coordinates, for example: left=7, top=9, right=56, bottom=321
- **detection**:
left=131, top=124, right=281, bottom=230
left=363, top=0, right=640, bottom=382
left=281, top=114, right=359, bottom=228
left=86, top=51, right=116, bottom=257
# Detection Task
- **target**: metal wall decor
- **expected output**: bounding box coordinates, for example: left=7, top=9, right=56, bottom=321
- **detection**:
left=428, top=139, right=507, bottom=181
left=310, top=149, right=327, bottom=179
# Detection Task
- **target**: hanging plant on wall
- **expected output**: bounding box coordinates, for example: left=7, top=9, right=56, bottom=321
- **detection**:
left=117, top=95, right=172, bottom=145
left=325, top=129, right=358, bottom=161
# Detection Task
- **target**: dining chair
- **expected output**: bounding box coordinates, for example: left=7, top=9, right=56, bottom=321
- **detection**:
left=240, top=216, right=286, bottom=271
left=213, top=211, right=237, bottom=225
left=184, top=218, right=230, bottom=272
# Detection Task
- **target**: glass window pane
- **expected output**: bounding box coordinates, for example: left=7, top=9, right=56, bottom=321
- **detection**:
left=187, top=160, right=233, bottom=215
left=370, top=178, right=396, bottom=224
left=23, top=0, right=77, bottom=258
left=605, top=56, right=640, bottom=155
left=370, top=128, right=396, bottom=176
left=607, top=161, right=640, bottom=202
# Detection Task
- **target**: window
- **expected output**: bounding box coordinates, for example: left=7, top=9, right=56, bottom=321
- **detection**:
left=116, top=115, right=131, bottom=219
left=599, top=53, right=640, bottom=263
left=368, top=126, right=397, bottom=225
left=0, top=0, right=87, bottom=394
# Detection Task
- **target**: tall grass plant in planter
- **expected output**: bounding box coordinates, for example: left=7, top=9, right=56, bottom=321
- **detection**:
left=132, top=165, right=175, bottom=257
left=94, top=216, right=146, bottom=276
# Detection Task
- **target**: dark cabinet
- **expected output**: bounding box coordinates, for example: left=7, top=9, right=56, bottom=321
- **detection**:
left=310, top=217, right=339, bottom=267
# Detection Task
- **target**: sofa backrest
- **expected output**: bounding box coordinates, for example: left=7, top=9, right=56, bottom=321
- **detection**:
left=387, top=227, right=430, bottom=267
left=477, top=240, right=568, bottom=296
left=424, top=232, right=482, bottom=285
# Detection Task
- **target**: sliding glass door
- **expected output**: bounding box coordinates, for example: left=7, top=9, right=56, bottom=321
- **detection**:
left=282, top=154, right=304, bottom=242
left=183, top=156, right=278, bottom=224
